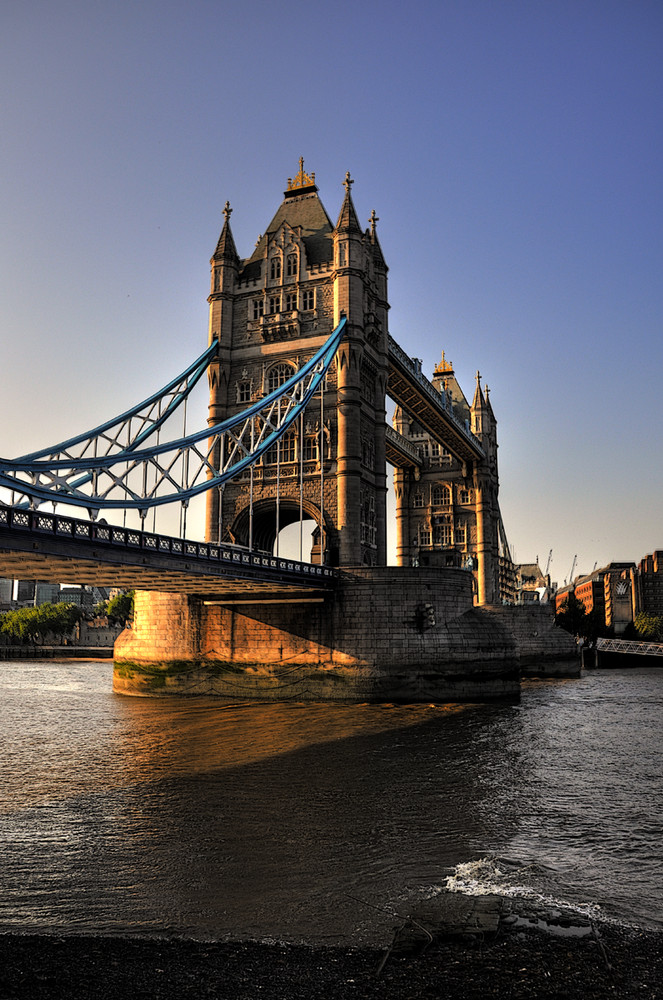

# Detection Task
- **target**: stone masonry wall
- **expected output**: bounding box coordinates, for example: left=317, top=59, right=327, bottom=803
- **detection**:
left=478, top=604, right=580, bottom=678
left=115, top=567, right=510, bottom=701
left=113, top=568, right=576, bottom=702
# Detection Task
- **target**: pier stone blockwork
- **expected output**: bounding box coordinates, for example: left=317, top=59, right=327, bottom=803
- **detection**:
left=113, top=570, right=578, bottom=700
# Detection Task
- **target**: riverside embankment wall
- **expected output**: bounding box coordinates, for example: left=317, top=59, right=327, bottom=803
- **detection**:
left=113, top=567, right=579, bottom=701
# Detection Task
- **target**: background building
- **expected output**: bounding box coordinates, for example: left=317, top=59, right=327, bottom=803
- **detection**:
left=633, top=551, right=663, bottom=619
left=516, top=561, right=553, bottom=604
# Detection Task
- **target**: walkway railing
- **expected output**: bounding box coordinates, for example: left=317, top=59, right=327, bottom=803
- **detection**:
left=0, top=503, right=336, bottom=584
left=596, top=637, right=663, bottom=657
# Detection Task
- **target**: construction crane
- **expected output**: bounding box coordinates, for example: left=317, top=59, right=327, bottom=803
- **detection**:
left=566, top=554, right=577, bottom=586
left=544, top=549, right=552, bottom=575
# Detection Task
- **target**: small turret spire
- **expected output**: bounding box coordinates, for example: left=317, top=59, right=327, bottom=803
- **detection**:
left=335, top=171, right=362, bottom=234
left=212, top=200, right=239, bottom=263
left=471, top=370, right=486, bottom=411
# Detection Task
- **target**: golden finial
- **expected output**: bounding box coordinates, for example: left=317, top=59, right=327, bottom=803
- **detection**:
left=287, top=157, right=316, bottom=191
left=433, top=351, right=453, bottom=377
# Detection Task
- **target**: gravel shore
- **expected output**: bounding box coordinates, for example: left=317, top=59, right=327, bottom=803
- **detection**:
left=1, top=901, right=661, bottom=1000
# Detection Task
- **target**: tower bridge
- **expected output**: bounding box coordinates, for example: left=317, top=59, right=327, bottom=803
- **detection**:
left=0, top=163, right=579, bottom=698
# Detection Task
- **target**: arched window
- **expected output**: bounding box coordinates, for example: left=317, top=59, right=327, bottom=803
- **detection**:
left=459, top=487, right=473, bottom=505
left=432, top=484, right=451, bottom=506
left=267, top=362, right=295, bottom=393
left=286, top=252, right=298, bottom=277
left=270, top=256, right=281, bottom=280
left=237, top=380, right=251, bottom=404
left=304, top=435, right=318, bottom=462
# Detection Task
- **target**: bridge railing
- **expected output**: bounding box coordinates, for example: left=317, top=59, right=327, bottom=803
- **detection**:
left=595, top=637, right=663, bottom=657
left=0, top=503, right=336, bottom=583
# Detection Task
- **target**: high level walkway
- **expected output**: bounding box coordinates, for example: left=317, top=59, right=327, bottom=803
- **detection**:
left=387, top=336, right=484, bottom=466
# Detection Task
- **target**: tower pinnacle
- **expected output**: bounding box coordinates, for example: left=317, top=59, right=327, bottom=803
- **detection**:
left=286, top=158, right=316, bottom=191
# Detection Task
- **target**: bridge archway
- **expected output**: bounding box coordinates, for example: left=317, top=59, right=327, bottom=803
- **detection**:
left=227, top=498, right=333, bottom=563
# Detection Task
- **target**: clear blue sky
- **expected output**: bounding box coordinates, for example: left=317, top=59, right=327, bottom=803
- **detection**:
left=1, top=0, right=662, bottom=584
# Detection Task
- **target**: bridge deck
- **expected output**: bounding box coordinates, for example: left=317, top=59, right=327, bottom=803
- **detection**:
left=0, top=506, right=335, bottom=601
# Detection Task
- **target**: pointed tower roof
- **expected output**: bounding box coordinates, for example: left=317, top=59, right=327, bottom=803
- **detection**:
left=212, top=201, right=239, bottom=264
left=241, top=160, right=334, bottom=278
left=367, top=208, right=387, bottom=269
left=484, top=383, right=496, bottom=421
left=334, top=172, right=362, bottom=234
left=471, top=370, right=487, bottom=411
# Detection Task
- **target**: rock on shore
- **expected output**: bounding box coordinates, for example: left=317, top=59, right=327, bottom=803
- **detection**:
left=1, top=905, right=661, bottom=1000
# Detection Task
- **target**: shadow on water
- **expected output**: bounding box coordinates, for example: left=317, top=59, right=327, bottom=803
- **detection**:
left=0, top=668, right=525, bottom=943
left=2, top=663, right=660, bottom=940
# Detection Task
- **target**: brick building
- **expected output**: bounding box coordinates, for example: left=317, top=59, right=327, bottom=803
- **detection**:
left=633, top=551, right=663, bottom=618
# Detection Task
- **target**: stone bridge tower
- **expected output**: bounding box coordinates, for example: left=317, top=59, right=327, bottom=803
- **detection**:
left=393, top=360, right=501, bottom=604
left=205, top=162, right=390, bottom=566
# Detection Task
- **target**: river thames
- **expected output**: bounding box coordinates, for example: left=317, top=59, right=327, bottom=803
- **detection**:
left=0, top=660, right=660, bottom=945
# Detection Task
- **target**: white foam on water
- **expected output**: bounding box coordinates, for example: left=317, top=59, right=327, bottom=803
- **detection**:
left=433, top=858, right=606, bottom=923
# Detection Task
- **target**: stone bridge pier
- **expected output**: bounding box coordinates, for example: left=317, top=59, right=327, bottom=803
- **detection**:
left=113, top=568, right=578, bottom=700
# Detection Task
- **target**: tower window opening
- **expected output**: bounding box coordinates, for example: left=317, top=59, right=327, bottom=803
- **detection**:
left=237, top=380, right=251, bottom=404
left=269, top=295, right=281, bottom=315
left=302, top=289, right=315, bottom=311
left=432, top=484, right=451, bottom=507
left=286, top=253, right=298, bottom=277
left=285, top=292, right=297, bottom=312
left=267, top=362, right=295, bottom=392
left=433, top=518, right=453, bottom=548
left=304, top=435, right=318, bottom=462
left=413, top=492, right=424, bottom=508
left=360, top=489, right=377, bottom=546
left=252, top=299, right=264, bottom=320
left=270, top=256, right=281, bottom=280
left=265, top=429, right=296, bottom=465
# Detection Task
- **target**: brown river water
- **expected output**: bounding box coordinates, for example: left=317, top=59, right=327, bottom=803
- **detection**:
left=0, top=660, right=661, bottom=944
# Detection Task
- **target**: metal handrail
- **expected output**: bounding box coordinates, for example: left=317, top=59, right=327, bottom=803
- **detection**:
left=0, top=503, right=337, bottom=582
left=596, top=637, right=663, bottom=657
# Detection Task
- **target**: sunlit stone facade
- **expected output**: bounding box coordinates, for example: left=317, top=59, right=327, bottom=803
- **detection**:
left=205, top=161, right=389, bottom=567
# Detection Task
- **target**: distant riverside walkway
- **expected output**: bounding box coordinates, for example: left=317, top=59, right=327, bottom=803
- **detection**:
left=0, top=645, right=114, bottom=660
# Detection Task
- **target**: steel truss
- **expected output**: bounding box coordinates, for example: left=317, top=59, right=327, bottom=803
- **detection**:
left=0, top=320, right=346, bottom=517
